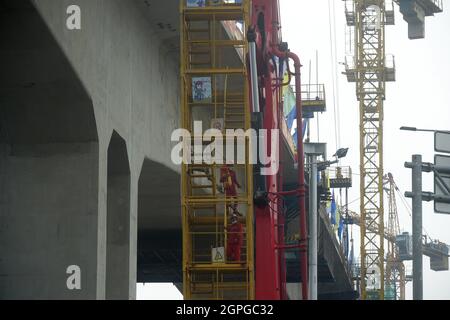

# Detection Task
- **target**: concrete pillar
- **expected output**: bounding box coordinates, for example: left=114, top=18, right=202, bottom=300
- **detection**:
left=1, top=0, right=181, bottom=299
left=105, top=131, right=131, bottom=300
left=0, top=143, right=99, bottom=299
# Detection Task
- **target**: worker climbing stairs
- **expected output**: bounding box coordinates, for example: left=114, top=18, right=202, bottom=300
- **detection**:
left=180, top=0, right=254, bottom=300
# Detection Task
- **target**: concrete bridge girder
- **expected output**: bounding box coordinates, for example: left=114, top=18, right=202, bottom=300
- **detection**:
left=0, top=0, right=181, bottom=299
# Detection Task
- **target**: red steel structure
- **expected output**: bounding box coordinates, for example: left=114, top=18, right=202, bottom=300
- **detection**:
left=180, top=0, right=307, bottom=300
left=250, top=0, right=308, bottom=300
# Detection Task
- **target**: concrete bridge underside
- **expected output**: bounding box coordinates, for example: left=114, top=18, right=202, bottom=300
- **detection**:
left=0, top=0, right=180, bottom=299
left=0, top=0, right=354, bottom=299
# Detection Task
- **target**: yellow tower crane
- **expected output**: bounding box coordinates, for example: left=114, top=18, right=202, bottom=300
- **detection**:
left=384, top=173, right=406, bottom=300
left=347, top=173, right=449, bottom=300
left=344, top=0, right=394, bottom=300
left=343, top=0, right=442, bottom=300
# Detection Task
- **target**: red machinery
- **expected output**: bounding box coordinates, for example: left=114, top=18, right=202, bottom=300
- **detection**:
left=249, top=0, right=308, bottom=300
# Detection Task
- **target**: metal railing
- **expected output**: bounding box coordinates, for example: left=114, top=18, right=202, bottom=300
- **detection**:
left=345, top=55, right=395, bottom=71
left=301, top=84, right=325, bottom=102
left=328, top=166, right=352, bottom=180
left=328, top=166, right=352, bottom=189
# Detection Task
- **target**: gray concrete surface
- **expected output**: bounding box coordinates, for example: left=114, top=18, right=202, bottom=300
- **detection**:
left=0, top=0, right=181, bottom=299
left=0, top=142, right=99, bottom=299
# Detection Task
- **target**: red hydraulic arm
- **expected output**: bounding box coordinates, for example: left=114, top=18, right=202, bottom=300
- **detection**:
left=250, top=0, right=308, bottom=300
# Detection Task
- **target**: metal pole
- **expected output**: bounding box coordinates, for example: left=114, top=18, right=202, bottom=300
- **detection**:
left=248, top=29, right=260, bottom=113
left=412, top=154, right=423, bottom=300
left=308, top=156, right=318, bottom=300
left=271, top=46, right=308, bottom=300
left=345, top=187, right=349, bottom=262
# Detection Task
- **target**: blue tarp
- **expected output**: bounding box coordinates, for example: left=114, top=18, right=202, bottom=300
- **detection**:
left=338, top=216, right=344, bottom=241
left=330, top=192, right=337, bottom=225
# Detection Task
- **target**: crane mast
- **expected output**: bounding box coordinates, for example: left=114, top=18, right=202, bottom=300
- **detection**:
left=384, top=173, right=406, bottom=300
left=344, top=0, right=442, bottom=300
left=344, top=0, right=394, bottom=300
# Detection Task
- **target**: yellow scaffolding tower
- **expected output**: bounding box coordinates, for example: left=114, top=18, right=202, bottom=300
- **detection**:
left=344, top=0, right=396, bottom=300
left=180, top=0, right=254, bottom=300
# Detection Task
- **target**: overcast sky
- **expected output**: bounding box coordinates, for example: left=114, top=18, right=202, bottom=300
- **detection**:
left=138, top=0, right=450, bottom=300
left=279, top=0, right=450, bottom=299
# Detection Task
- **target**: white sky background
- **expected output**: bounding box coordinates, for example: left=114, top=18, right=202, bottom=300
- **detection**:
left=137, top=0, right=450, bottom=300
left=279, top=0, right=450, bottom=299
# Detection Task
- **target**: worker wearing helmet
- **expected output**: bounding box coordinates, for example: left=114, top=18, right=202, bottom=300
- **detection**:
left=226, top=214, right=243, bottom=263
left=220, top=165, right=242, bottom=216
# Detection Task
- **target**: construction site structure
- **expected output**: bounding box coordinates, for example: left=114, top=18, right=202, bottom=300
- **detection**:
left=394, top=0, right=443, bottom=39
left=344, top=0, right=394, bottom=300
left=384, top=173, right=406, bottom=300
left=180, top=0, right=254, bottom=299
left=343, top=0, right=443, bottom=300
left=179, top=0, right=445, bottom=301
left=180, top=0, right=308, bottom=300
left=346, top=172, right=449, bottom=299
left=348, top=209, right=449, bottom=267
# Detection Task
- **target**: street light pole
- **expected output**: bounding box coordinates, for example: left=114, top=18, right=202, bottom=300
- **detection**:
left=308, top=155, right=318, bottom=300
left=400, top=126, right=450, bottom=134
left=402, top=126, right=450, bottom=299
left=304, top=144, right=348, bottom=300
left=411, top=154, right=423, bottom=300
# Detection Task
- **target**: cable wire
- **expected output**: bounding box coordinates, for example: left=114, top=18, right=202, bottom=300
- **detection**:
left=327, top=0, right=339, bottom=152
left=331, top=0, right=342, bottom=148
left=327, top=0, right=342, bottom=151
left=394, top=184, right=432, bottom=240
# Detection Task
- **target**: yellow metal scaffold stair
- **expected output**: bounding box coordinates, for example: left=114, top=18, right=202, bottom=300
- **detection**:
left=180, top=0, right=254, bottom=300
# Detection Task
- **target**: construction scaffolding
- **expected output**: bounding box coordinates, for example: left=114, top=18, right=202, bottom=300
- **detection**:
left=180, top=0, right=254, bottom=300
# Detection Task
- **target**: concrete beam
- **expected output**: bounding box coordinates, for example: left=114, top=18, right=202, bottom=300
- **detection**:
left=1, top=0, right=181, bottom=299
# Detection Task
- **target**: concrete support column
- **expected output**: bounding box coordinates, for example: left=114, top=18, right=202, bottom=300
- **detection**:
left=0, top=143, right=99, bottom=299
left=105, top=131, right=131, bottom=300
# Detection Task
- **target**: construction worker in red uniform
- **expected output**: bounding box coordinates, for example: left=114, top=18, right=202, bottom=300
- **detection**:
left=226, top=214, right=243, bottom=262
left=220, top=165, right=242, bottom=216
